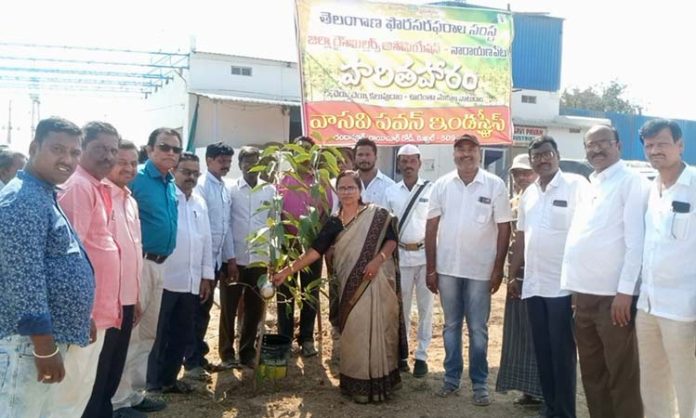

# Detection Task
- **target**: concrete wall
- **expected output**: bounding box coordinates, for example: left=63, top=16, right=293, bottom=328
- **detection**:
left=189, top=94, right=290, bottom=150
left=188, top=52, right=300, bottom=101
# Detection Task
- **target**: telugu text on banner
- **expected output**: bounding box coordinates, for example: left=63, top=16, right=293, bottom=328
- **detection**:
left=295, top=0, right=514, bottom=145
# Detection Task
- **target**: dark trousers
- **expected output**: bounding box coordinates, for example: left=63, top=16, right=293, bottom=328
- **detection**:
left=218, top=266, right=265, bottom=364
left=185, top=266, right=222, bottom=369
left=575, top=293, right=642, bottom=418
left=82, top=305, right=134, bottom=418
left=527, top=296, right=577, bottom=418
left=147, top=290, right=197, bottom=390
left=276, top=257, right=322, bottom=343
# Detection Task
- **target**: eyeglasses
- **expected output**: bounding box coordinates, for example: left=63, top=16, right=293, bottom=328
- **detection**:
left=337, top=186, right=358, bottom=193
left=530, top=150, right=555, bottom=162
left=177, top=168, right=200, bottom=177
left=157, top=143, right=183, bottom=154
left=584, top=138, right=616, bottom=151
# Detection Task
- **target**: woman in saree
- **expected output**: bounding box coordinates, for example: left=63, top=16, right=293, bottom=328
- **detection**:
left=272, top=170, right=407, bottom=404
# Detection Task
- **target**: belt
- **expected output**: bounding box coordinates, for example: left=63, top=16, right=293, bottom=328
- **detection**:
left=398, top=242, right=424, bottom=251
left=143, top=252, right=168, bottom=264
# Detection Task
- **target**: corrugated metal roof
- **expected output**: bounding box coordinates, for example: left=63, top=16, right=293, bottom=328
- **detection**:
left=190, top=90, right=300, bottom=106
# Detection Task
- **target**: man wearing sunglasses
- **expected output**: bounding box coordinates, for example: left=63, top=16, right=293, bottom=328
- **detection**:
left=113, top=128, right=182, bottom=417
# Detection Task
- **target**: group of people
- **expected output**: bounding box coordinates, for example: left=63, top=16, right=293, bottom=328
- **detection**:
left=0, top=115, right=693, bottom=418
left=495, top=120, right=695, bottom=418
left=0, top=117, right=274, bottom=418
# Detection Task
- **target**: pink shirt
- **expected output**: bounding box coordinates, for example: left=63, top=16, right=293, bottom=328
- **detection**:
left=105, top=179, right=142, bottom=306
left=59, top=165, right=122, bottom=330
left=279, top=173, right=333, bottom=235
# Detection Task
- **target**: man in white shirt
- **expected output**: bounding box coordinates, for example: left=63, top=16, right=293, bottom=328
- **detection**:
left=354, top=137, right=395, bottom=207
left=508, top=137, right=589, bottom=418
left=187, top=142, right=236, bottom=374
left=223, top=146, right=275, bottom=368
left=425, top=134, right=512, bottom=406
left=0, top=148, right=26, bottom=190
left=146, top=152, right=214, bottom=394
left=385, top=144, right=433, bottom=378
left=637, top=119, right=696, bottom=418
left=561, top=125, right=647, bottom=418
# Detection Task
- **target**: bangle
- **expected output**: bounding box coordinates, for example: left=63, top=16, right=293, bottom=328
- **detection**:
left=427, top=271, right=437, bottom=277
left=515, top=277, right=524, bottom=282
left=379, top=251, right=387, bottom=261
left=33, top=346, right=59, bottom=359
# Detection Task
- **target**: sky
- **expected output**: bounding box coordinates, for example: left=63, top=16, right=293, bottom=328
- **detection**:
left=1, top=0, right=694, bottom=153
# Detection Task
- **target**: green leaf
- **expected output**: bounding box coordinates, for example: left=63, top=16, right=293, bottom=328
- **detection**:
left=247, top=165, right=266, bottom=173
left=260, top=145, right=280, bottom=158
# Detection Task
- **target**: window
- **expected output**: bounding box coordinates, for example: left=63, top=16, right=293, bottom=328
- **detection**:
left=521, top=95, right=537, bottom=104
left=231, top=65, right=252, bottom=76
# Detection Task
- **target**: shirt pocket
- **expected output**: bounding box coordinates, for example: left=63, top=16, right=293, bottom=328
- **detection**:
left=669, top=212, right=692, bottom=241
left=474, top=201, right=493, bottom=224
left=550, top=201, right=571, bottom=230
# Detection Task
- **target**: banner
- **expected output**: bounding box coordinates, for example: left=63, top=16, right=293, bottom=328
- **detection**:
left=295, top=0, right=513, bottom=145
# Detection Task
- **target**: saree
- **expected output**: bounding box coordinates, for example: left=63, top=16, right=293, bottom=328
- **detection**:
left=331, top=204, right=407, bottom=402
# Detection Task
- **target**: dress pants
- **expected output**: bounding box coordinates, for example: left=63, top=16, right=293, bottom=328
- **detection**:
left=83, top=305, right=135, bottom=418
left=218, top=266, right=265, bottom=364
left=526, top=295, right=576, bottom=418
left=147, top=290, right=198, bottom=390
left=637, top=310, right=696, bottom=418
left=112, top=259, right=165, bottom=410
left=574, top=293, right=642, bottom=418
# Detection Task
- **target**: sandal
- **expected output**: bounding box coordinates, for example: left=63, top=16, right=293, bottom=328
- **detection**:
left=472, top=390, right=491, bottom=406
left=301, top=341, right=318, bottom=357
left=435, top=384, right=460, bottom=398
left=162, top=380, right=194, bottom=394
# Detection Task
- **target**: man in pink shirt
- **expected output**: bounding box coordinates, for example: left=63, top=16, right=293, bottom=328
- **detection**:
left=83, top=139, right=145, bottom=417
left=276, top=136, right=333, bottom=357
left=49, top=121, right=121, bottom=417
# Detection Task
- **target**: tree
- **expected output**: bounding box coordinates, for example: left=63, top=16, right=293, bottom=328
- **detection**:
left=560, top=80, right=643, bottom=114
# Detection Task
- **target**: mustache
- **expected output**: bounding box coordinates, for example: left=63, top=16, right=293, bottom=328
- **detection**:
left=589, top=152, right=606, bottom=159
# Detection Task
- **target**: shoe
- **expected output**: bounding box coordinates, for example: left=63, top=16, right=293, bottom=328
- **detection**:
left=131, top=396, right=167, bottom=412
left=183, top=366, right=212, bottom=382
left=398, top=359, right=410, bottom=373
left=162, top=380, right=194, bottom=394
left=435, top=384, right=460, bottom=398
left=215, top=358, right=239, bottom=371
left=301, top=341, right=318, bottom=357
left=352, top=394, right=370, bottom=404
left=472, top=389, right=491, bottom=406
left=412, top=359, right=428, bottom=378
left=513, top=394, right=543, bottom=407
left=240, top=357, right=257, bottom=369
left=113, top=407, right=148, bottom=418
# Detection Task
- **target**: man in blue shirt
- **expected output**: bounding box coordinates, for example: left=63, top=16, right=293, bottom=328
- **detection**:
left=112, top=127, right=180, bottom=416
left=0, top=117, right=95, bottom=418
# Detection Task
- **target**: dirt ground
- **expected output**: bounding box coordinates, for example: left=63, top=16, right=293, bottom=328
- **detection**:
left=153, top=289, right=590, bottom=418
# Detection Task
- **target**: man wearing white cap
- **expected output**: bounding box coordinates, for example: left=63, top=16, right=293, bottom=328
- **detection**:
left=385, top=144, right=433, bottom=378
left=495, top=153, right=543, bottom=407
